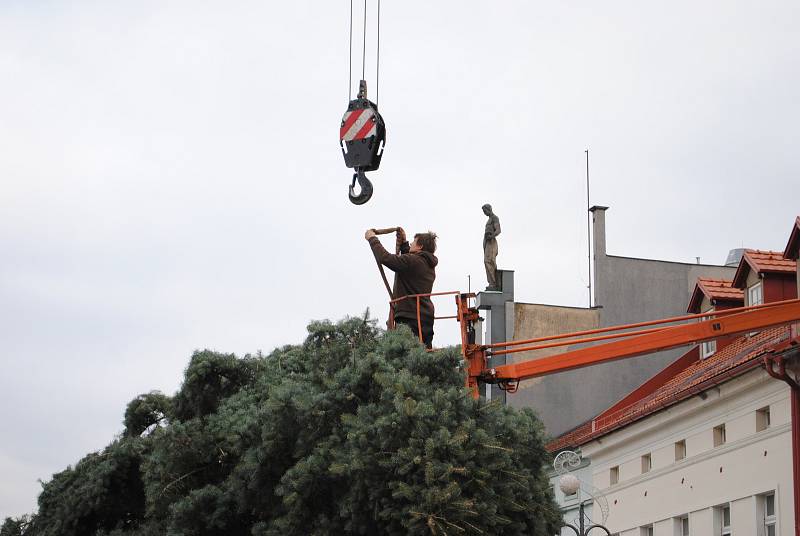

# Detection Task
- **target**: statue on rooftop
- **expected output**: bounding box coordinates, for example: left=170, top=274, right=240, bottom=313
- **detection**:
left=482, top=204, right=501, bottom=291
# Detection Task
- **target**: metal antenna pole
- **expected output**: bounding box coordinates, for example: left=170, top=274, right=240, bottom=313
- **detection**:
left=586, top=149, right=591, bottom=308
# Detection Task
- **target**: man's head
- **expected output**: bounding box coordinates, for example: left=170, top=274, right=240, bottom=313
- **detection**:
left=410, top=232, right=437, bottom=254
left=482, top=204, right=492, bottom=216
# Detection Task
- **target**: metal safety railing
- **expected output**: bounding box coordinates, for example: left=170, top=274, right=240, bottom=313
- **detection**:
left=388, top=291, right=474, bottom=347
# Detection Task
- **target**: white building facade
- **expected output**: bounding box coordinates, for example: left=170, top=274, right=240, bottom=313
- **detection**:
left=582, top=366, right=794, bottom=536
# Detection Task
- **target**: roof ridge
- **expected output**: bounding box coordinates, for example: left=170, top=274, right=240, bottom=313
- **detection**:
left=746, top=249, right=786, bottom=256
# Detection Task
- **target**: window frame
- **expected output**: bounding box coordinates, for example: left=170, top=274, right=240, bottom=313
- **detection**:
left=641, top=453, right=652, bottom=474
left=764, top=492, right=776, bottom=535
left=756, top=406, right=771, bottom=432
left=675, top=439, right=687, bottom=461
left=720, top=504, right=731, bottom=536
left=674, top=514, right=690, bottom=536
left=609, top=465, right=619, bottom=485
left=749, top=281, right=764, bottom=306
left=701, top=338, right=717, bottom=358
left=713, top=424, right=726, bottom=447
left=700, top=308, right=717, bottom=358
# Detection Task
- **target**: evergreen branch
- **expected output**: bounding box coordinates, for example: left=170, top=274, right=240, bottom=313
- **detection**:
left=461, top=520, right=484, bottom=533
left=480, top=443, right=512, bottom=452
left=499, top=469, right=528, bottom=481
left=158, top=465, right=208, bottom=498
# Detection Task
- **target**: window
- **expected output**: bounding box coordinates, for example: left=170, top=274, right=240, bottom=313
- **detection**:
left=713, top=424, right=726, bottom=447
left=701, top=309, right=717, bottom=358
left=756, top=406, right=771, bottom=432
left=749, top=282, right=764, bottom=306
left=641, top=453, right=652, bottom=473
left=675, top=440, right=687, bottom=461
left=716, top=504, right=731, bottom=536
left=674, top=515, right=689, bottom=536
left=640, top=525, right=654, bottom=536
left=764, top=493, right=776, bottom=536
left=701, top=338, right=717, bottom=358
left=610, top=465, right=619, bottom=485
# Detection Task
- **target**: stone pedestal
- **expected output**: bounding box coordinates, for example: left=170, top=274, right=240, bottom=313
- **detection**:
left=476, top=269, right=514, bottom=403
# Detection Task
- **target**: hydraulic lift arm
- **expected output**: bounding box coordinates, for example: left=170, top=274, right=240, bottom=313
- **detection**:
left=457, top=298, right=800, bottom=397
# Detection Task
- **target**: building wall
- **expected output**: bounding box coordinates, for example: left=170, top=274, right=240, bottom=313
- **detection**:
left=506, top=303, right=600, bottom=434
left=585, top=208, right=736, bottom=440
left=508, top=206, right=736, bottom=437
left=582, top=368, right=795, bottom=535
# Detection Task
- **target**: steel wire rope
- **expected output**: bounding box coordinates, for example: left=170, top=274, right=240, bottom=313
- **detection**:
left=348, top=0, right=380, bottom=103
left=348, top=0, right=353, bottom=100
left=362, top=0, right=367, bottom=82
left=376, top=0, right=380, bottom=104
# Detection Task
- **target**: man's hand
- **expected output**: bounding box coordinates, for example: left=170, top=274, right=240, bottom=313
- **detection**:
left=396, top=227, right=406, bottom=243
left=365, top=229, right=377, bottom=240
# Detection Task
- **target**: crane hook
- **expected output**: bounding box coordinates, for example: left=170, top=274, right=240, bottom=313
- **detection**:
left=349, top=169, right=373, bottom=205
left=340, top=80, right=385, bottom=206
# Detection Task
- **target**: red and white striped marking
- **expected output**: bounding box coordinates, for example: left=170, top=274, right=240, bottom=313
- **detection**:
left=340, top=108, right=377, bottom=142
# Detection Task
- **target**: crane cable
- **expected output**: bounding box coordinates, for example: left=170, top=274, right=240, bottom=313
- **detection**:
left=376, top=0, right=380, bottom=104
left=348, top=0, right=352, bottom=100
left=362, top=0, right=367, bottom=82
left=348, top=0, right=381, bottom=104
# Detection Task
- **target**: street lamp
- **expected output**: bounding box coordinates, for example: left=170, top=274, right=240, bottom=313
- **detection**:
left=558, top=474, right=611, bottom=535
left=553, top=450, right=612, bottom=536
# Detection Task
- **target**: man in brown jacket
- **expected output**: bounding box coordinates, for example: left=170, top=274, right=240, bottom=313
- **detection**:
left=365, top=227, right=438, bottom=348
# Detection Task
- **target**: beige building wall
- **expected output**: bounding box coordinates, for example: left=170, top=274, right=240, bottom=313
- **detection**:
left=510, top=303, right=600, bottom=364
left=583, top=368, right=795, bottom=535
left=507, top=303, right=599, bottom=434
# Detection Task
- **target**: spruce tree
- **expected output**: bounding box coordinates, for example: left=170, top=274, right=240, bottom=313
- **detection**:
left=3, top=315, right=561, bottom=535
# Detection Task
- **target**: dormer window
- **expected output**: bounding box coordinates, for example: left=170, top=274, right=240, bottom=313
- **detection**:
left=748, top=281, right=763, bottom=306
left=701, top=338, right=717, bottom=359
left=700, top=308, right=717, bottom=358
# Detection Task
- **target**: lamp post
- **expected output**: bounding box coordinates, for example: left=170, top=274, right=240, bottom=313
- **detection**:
left=558, top=474, right=611, bottom=535
left=554, top=451, right=612, bottom=536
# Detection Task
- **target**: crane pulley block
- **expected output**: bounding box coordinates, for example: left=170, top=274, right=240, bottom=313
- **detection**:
left=340, top=80, right=386, bottom=205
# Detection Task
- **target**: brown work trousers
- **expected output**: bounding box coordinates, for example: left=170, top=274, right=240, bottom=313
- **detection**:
left=395, top=317, right=434, bottom=349
left=484, top=238, right=498, bottom=289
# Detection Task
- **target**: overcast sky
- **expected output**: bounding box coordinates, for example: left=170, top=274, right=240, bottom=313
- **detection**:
left=1, top=0, right=798, bottom=520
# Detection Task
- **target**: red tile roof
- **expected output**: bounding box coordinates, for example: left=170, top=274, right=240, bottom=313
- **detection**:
left=785, top=217, right=800, bottom=260
left=687, top=278, right=743, bottom=313
left=732, top=249, right=797, bottom=288
left=546, top=326, right=791, bottom=452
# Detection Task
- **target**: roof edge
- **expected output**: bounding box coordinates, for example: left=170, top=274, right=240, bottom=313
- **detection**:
left=732, top=251, right=754, bottom=288
left=784, top=216, right=800, bottom=260
left=546, top=357, right=764, bottom=452
left=687, top=283, right=705, bottom=313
